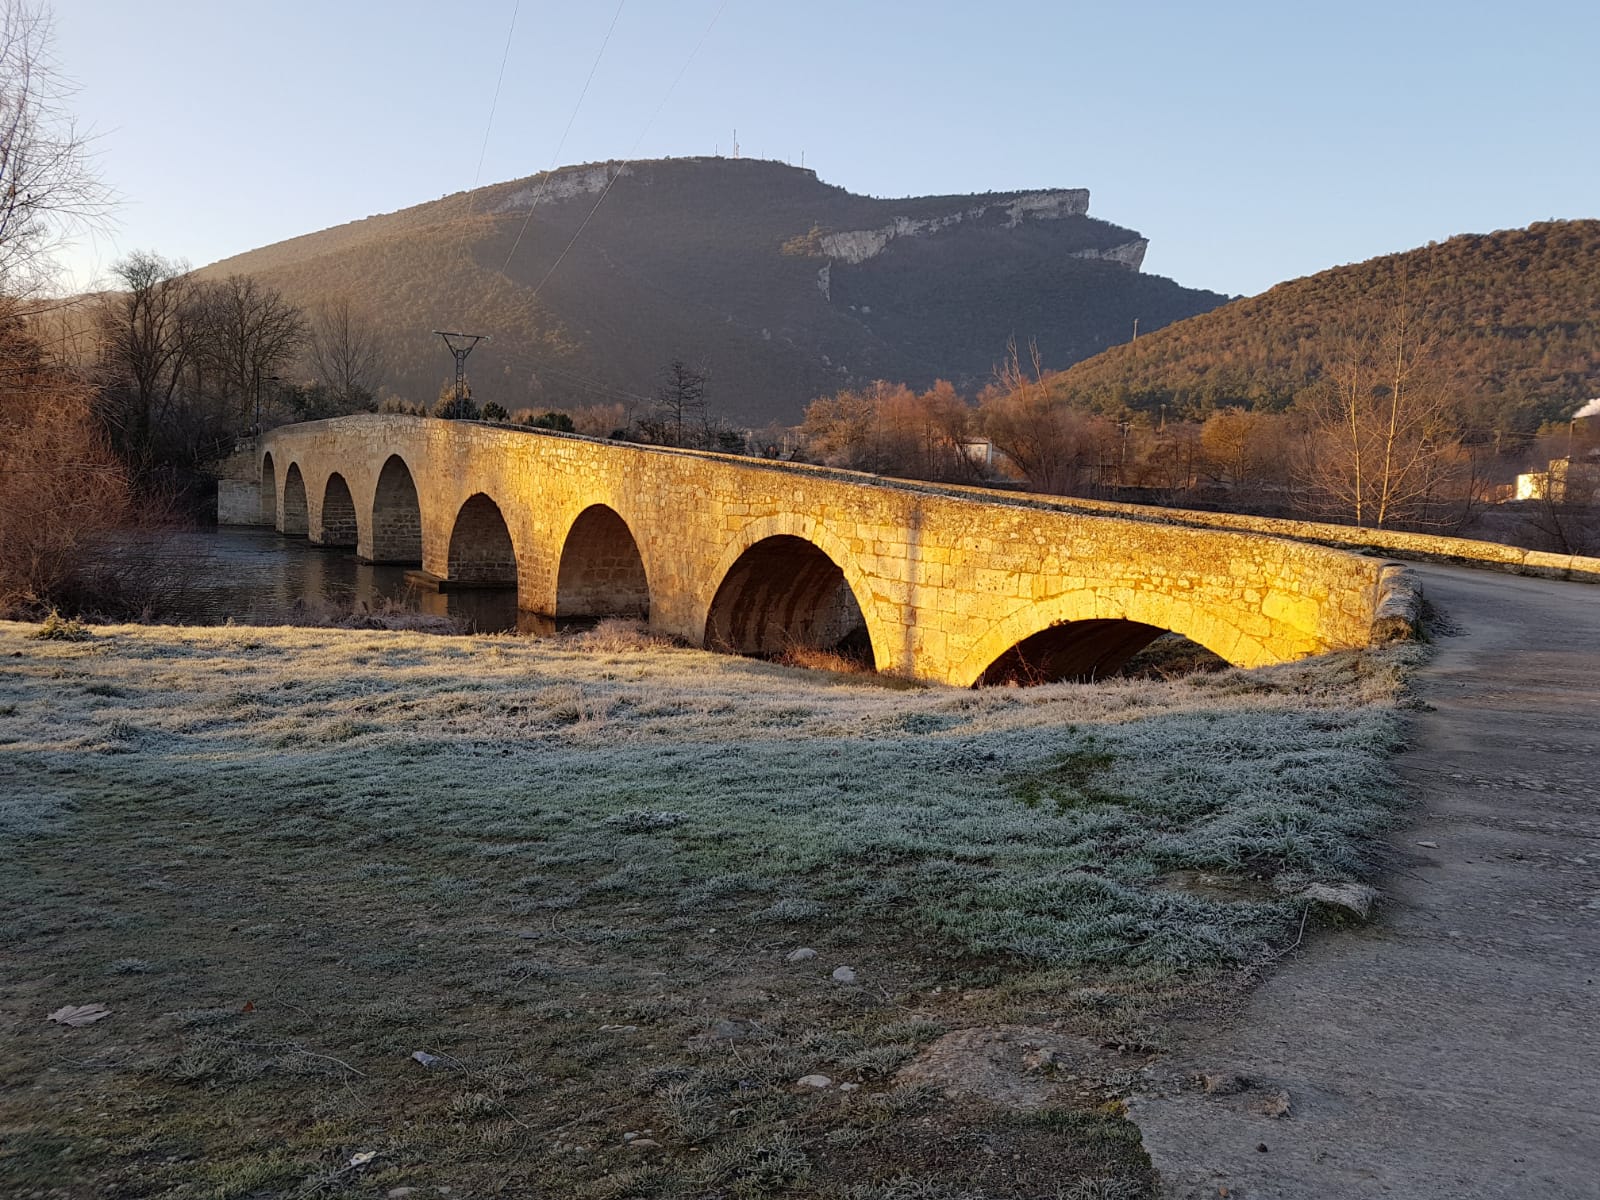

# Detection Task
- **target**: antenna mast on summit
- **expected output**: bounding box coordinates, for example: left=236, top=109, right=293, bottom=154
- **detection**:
left=434, top=331, right=491, bottom=407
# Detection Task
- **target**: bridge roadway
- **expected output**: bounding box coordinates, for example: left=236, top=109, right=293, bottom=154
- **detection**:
left=255, top=415, right=1396, bottom=685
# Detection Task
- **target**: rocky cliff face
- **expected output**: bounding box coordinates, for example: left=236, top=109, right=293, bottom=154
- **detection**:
left=496, top=163, right=631, bottom=211
left=817, top=189, right=1094, bottom=264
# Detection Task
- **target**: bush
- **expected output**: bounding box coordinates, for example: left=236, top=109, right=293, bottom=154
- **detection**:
left=525, top=410, right=575, bottom=432
left=434, top=392, right=481, bottom=420
left=30, top=610, right=91, bottom=641
left=480, top=401, right=509, bottom=422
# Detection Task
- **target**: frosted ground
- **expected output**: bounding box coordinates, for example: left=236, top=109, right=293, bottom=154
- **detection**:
left=0, top=619, right=1415, bottom=1198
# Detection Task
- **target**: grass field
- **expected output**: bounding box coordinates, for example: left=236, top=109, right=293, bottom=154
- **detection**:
left=0, top=618, right=1416, bottom=1198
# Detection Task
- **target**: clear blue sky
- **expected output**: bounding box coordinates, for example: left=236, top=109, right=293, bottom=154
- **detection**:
left=52, top=0, right=1600, bottom=297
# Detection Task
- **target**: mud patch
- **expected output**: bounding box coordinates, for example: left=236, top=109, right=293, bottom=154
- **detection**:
left=893, top=1025, right=1112, bottom=1110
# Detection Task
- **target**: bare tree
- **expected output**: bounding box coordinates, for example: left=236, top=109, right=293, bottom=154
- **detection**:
left=194, top=274, right=307, bottom=428
left=1303, top=306, right=1462, bottom=528
left=307, top=295, right=380, bottom=410
left=95, top=251, right=197, bottom=455
left=0, top=0, right=111, bottom=298
left=648, top=358, right=707, bottom=446
left=981, top=337, right=1108, bottom=496
left=802, top=379, right=983, bottom=482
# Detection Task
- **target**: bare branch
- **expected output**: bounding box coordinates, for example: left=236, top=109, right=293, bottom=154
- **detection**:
left=0, top=1, right=114, bottom=296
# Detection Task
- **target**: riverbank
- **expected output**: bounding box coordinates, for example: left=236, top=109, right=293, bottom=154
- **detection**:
left=1, top=620, right=1416, bottom=1198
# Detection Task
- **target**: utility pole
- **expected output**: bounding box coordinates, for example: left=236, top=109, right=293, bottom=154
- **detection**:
left=433, top=331, right=490, bottom=408
left=251, top=367, right=281, bottom=434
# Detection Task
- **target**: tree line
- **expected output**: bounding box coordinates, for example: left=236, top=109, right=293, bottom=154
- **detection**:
left=89, top=251, right=383, bottom=471
left=795, top=326, right=1600, bottom=550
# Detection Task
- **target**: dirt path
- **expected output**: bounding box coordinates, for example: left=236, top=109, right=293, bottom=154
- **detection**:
left=1132, top=563, right=1600, bottom=1199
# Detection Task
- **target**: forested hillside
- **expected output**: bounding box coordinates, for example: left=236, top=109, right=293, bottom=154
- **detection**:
left=197, top=157, right=1225, bottom=426
left=1052, top=221, right=1600, bottom=438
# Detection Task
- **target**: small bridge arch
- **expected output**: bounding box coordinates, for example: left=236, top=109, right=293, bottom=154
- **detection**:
left=367, top=453, right=423, bottom=564
left=280, top=463, right=309, bottom=536
left=556, top=504, right=651, bottom=618
left=317, top=473, right=359, bottom=547
left=260, top=452, right=278, bottom=525
left=447, top=492, right=518, bottom=585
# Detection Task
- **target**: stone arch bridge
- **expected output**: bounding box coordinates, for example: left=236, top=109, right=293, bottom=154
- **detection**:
left=253, top=415, right=1397, bottom=686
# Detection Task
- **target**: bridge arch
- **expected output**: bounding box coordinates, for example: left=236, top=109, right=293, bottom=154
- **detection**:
left=317, top=473, right=358, bottom=546
left=260, top=452, right=277, bottom=524
left=368, top=454, right=423, bottom=564
left=556, top=504, right=650, bottom=618
left=446, top=492, right=518, bottom=585
left=954, top=593, right=1250, bottom=688
left=280, top=463, right=309, bottom=536
left=704, top=518, right=885, bottom=668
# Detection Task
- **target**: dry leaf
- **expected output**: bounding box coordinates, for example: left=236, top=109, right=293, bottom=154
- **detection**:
left=349, top=1150, right=377, bottom=1167
left=48, top=1003, right=112, bottom=1027
left=241, top=1000, right=255, bottom=1013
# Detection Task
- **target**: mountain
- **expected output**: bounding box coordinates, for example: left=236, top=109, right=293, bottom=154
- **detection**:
left=1050, top=220, right=1600, bottom=438
left=196, top=157, right=1226, bottom=426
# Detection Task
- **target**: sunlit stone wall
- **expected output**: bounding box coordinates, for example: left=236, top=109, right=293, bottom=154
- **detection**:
left=258, top=415, right=1391, bottom=685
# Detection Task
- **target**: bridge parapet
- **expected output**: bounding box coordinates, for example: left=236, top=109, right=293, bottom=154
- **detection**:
left=258, top=415, right=1392, bottom=685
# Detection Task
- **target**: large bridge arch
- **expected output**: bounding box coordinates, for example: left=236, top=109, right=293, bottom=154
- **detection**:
left=952, top=591, right=1267, bottom=688
left=280, top=463, right=309, bottom=536
left=556, top=504, right=651, bottom=618
left=315, top=472, right=359, bottom=547
left=366, top=453, right=423, bottom=564
left=446, top=492, right=518, bottom=585
left=702, top=517, right=887, bottom=668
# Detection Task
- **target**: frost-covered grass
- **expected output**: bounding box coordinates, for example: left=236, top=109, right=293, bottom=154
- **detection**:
left=0, top=618, right=1416, bottom=1198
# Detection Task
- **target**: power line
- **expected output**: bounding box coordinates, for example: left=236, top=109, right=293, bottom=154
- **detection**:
left=498, top=0, right=629, bottom=270
left=511, top=0, right=731, bottom=296
left=472, top=0, right=523, bottom=190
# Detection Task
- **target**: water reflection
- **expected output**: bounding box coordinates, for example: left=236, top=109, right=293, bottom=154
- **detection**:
left=128, top=527, right=530, bottom=633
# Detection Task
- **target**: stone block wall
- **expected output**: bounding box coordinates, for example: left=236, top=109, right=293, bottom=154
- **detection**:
left=217, top=480, right=263, bottom=526
left=260, top=416, right=1401, bottom=685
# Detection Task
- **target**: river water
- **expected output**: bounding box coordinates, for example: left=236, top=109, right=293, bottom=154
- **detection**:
left=131, top=527, right=532, bottom=633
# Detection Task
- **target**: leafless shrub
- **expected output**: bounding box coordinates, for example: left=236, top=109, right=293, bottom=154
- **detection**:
left=774, top=643, right=872, bottom=675
left=562, top=617, right=675, bottom=653
left=0, top=311, right=142, bottom=615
